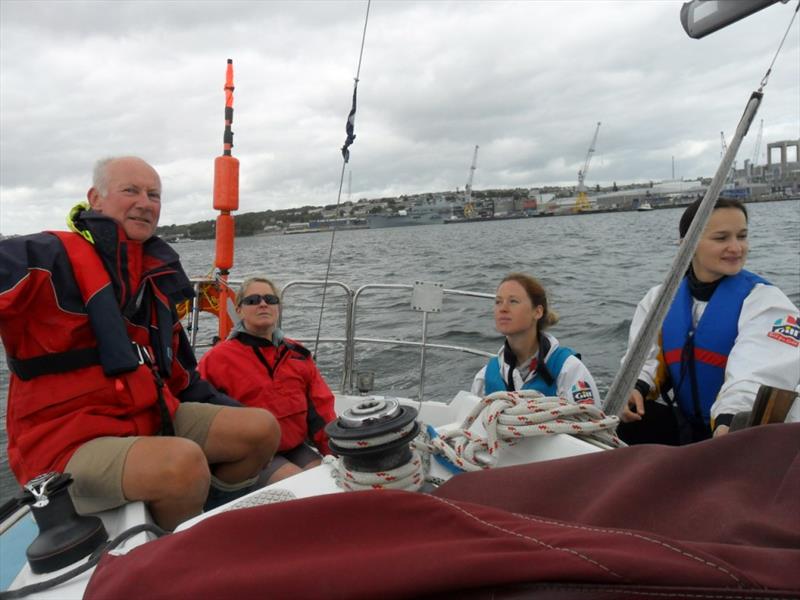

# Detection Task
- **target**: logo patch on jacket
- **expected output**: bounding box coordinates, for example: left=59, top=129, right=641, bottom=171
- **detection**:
left=571, top=380, right=594, bottom=404
left=767, top=314, right=799, bottom=347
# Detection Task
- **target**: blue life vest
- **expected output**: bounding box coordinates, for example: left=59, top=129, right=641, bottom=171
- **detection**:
left=483, top=346, right=575, bottom=396
left=662, top=270, right=768, bottom=425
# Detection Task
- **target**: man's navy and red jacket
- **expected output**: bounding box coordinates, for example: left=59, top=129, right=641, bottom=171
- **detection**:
left=0, top=208, right=236, bottom=484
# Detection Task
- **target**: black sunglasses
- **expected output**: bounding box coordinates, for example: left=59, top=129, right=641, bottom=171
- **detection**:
left=240, top=294, right=280, bottom=306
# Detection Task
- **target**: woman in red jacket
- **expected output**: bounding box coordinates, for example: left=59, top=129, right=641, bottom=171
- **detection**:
left=199, top=277, right=337, bottom=483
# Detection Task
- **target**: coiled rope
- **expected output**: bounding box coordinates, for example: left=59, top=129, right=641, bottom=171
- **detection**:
left=324, top=452, right=425, bottom=492
left=324, top=419, right=425, bottom=491
left=415, top=390, right=624, bottom=473
left=328, top=420, right=417, bottom=451
left=325, top=390, right=623, bottom=490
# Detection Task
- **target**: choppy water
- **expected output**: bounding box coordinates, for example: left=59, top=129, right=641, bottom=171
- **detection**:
left=2, top=200, right=798, bottom=502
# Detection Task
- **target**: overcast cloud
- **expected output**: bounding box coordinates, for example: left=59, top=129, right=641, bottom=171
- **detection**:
left=1, top=0, right=798, bottom=236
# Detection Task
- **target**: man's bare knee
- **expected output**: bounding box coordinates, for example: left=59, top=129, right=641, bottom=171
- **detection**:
left=124, top=437, right=210, bottom=504
left=225, top=407, right=280, bottom=465
left=160, top=442, right=210, bottom=499
left=206, top=407, right=280, bottom=464
left=250, top=408, right=281, bottom=458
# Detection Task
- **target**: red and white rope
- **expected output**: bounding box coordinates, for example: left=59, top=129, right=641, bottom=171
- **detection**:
left=325, top=420, right=424, bottom=491
left=326, top=421, right=417, bottom=451
left=415, top=390, right=624, bottom=472
left=324, top=451, right=425, bottom=492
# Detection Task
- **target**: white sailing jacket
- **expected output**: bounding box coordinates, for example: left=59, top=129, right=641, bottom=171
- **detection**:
left=622, top=282, right=800, bottom=424
left=472, top=332, right=602, bottom=407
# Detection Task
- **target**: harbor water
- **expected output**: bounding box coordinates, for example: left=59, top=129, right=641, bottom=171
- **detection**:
left=2, top=200, right=798, bottom=503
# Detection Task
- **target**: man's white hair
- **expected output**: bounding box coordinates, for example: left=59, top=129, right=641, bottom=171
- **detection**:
left=92, top=156, right=159, bottom=196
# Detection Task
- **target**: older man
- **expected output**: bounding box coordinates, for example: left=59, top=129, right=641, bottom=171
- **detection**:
left=0, top=156, right=280, bottom=530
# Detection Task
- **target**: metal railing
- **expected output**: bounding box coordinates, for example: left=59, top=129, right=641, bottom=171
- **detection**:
left=280, top=279, right=354, bottom=392
left=346, top=283, right=494, bottom=401
left=185, top=278, right=495, bottom=400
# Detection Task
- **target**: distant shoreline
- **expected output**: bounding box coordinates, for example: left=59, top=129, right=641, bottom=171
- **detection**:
left=163, top=195, right=797, bottom=239
left=444, top=194, right=799, bottom=225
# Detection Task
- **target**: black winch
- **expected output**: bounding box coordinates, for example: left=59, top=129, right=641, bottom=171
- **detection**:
left=21, top=472, right=108, bottom=574
left=325, top=398, right=419, bottom=472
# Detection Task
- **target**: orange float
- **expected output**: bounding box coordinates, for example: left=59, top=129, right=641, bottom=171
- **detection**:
left=177, top=59, right=239, bottom=339
left=212, top=59, right=239, bottom=339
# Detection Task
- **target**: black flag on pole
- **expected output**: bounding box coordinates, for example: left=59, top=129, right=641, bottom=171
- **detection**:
left=341, top=84, right=358, bottom=163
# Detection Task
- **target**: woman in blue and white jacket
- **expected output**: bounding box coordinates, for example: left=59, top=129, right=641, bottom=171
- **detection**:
left=619, top=198, right=799, bottom=445
left=472, top=273, right=601, bottom=407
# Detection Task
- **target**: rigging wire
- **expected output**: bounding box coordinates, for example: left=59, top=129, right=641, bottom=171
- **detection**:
left=312, top=0, right=371, bottom=361
left=758, top=0, right=799, bottom=91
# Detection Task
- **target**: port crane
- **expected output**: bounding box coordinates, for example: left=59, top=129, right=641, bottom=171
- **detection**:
left=720, top=131, right=736, bottom=184
left=575, top=122, right=601, bottom=212
left=463, top=145, right=479, bottom=217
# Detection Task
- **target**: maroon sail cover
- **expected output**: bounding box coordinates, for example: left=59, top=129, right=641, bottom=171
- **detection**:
left=85, top=423, right=800, bottom=599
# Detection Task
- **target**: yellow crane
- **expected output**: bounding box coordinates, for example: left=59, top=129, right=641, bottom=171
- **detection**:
left=463, top=145, right=479, bottom=217
left=575, top=122, right=601, bottom=212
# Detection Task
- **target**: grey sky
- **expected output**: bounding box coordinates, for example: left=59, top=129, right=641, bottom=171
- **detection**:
left=1, top=0, right=798, bottom=236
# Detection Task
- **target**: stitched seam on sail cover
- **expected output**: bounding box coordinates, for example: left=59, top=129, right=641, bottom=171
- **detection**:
left=528, top=585, right=783, bottom=599
left=511, top=512, right=744, bottom=586
left=430, top=495, right=623, bottom=579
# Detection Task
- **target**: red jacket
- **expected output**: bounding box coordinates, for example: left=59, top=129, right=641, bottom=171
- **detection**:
left=199, top=331, right=336, bottom=455
left=0, top=208, right=226, bottom=484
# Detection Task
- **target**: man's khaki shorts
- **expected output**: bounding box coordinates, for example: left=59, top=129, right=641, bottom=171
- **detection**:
left=65, top=402, right=224, bottom=514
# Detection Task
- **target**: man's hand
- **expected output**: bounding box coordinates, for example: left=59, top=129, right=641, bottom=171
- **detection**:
left=620, top=389, right=645, bottom=423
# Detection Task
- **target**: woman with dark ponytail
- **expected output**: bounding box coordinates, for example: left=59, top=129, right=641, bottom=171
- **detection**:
left=619, top=198, right=799, bottom=445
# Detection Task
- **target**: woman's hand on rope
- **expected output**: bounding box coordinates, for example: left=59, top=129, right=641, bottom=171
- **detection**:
left=621, top=390, right=645, bottom=423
